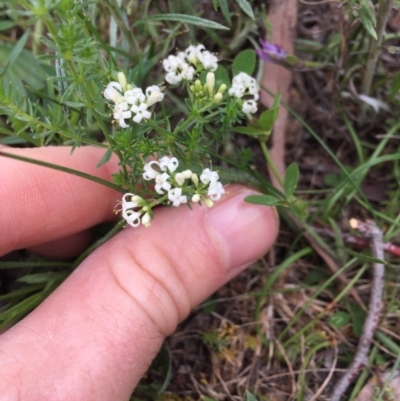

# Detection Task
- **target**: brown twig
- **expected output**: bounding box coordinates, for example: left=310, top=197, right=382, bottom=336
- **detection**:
left=330, top=219, right=385, bottom=401
left=313, top=225, right=400, bottom=258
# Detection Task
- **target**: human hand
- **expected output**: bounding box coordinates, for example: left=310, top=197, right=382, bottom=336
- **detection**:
left=0, top=146, right=278, bottom=401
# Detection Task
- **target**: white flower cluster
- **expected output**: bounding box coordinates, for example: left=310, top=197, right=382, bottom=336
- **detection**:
left=228, top=72, right=260, bottom=115
left=117, top=156, right=226, bottom=228
left=104, top=72, right=164, bottom=128
left=162, top=44, right=218, bottom=85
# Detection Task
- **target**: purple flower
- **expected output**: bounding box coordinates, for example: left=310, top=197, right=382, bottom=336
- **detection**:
left=256, top=40, right=287, bottom=62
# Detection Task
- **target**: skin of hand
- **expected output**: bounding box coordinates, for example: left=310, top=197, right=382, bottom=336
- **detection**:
left=0, top=146, right=279, bottom=401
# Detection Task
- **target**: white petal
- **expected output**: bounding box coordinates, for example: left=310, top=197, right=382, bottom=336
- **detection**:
left=143, top=161, right=161, bottom=180
left=122, top=209, right=142, bottom=227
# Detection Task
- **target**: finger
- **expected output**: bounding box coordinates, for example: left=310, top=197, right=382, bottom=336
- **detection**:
left=0, top=146, right=120, bottom=256
left=0, top=186, right=279, bottom=401
left=27, top=229, right=93, bottom=259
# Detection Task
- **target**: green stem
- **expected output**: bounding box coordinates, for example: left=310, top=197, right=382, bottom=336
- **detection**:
left=260, top=140, right=284, bottom=188
left=72, top=220, right=125, bottom=268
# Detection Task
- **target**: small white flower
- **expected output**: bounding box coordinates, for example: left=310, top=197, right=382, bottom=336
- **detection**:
left=168, top=188, right=188, bottom=207
left=159, top=156, right=179, bottom=173
left=199, top=51, right=218, bottom=71
left=119, top=193, right=142, bottom=211
left=104, top=81, right=124, bottom=104
left=125, top=88, right=145, bottom=105
left=113, top=102, right=132, bottom=128
left=165, top=71, right=183, bottom=85
left=185, top=44, right=205, bottom=64
left=131, top=103, right=151, bottom=123
left=122, top=209, right=143, bottom=227
left=145, top=85, right=164, bottom=106
left=229, top=72, right=259, bottom=100
left=200, top=168, right=219, bottom=185
left=163, top=53, right=193, bottom=84
left=228, top=84, right=245, bottom=98
left=143, top=161, right=162, bottom=180
left=242, top=100, right=258, bottom=114
left=180, top=64, right=195, bottom=81
left=155, top=172, right=172, bottom=194
left=208, top=181, right=225, bottom=201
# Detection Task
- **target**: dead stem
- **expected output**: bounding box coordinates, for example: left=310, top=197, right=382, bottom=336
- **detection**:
left=312, top=225, right=400, bottom=258
left=330, top=219, right=385, bottom=401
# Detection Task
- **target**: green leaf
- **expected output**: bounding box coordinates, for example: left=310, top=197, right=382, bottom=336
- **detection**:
left=132, top=14, right=229, bottom=30
left=328, top=311, right=350, bottom=328
left=214, top=64, right=230, bottom=88
left=232, top=49, right=256, bottom=76
left=284, top=163, right=299, bottom=199
left=246, top=391, right=258, bottom=401
left=258, top=107, right=279, bottom=132
left=348, top=303, right=366, bottom=338
left=245, top=194, right=282, bottom=206
left=271, top=92, right=282, bottom=108
left=17, top=272, right=68, bottom=285
left=97, top=148, right=113, bottom=168
left=358, top=5, right=377, bottom=40
left=0, top=21, right=15, bottom=31
left=235, top=0, right=255, bottom=19
left=231, top=126, right=266, bottom=136
left=217, top=0, right=232, bottom=25
left=1, top=31, right=29, bottom=77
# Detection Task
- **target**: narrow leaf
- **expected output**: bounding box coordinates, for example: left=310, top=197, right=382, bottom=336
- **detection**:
left=97, top=148, right=113, bottom=168
left=217, top=0, right=232, bottom=25
left=132, top=14, right=229, bottom=30
left=232, top=126, right=266, bottom=136
left=245, top=194, right=282, bottom=206
left=1, top=31, right=29, bottom=77
left=283, top=163, right=299, bottom=199
left=358, top=6, right=377, bottom=40
left=235, top=0, right=255, bottom=19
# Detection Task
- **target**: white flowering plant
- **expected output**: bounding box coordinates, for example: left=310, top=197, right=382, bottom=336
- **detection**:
left=0, top=0, right=289, bottom=230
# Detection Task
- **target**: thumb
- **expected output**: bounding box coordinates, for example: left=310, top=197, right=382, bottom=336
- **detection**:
left=0, top=186, right=278, bottom=401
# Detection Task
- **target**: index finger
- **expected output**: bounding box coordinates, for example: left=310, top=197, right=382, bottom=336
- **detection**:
left=0, top=146, right=121, bottom=256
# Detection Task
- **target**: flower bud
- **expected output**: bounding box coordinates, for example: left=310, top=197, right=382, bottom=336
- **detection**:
left=182, top=169, right=193, bottom=179
left=206, top=72, right=215, bottom=96
left=195, top=80, right=202, bottom=91
left=191, top=173, right=199, bottom=187
left=192, top=194, right=201, bottom=203
left=213, top=93, right=223, bottom=102
left=217, top=83, right=227, bottom=94
left=204, top=198, right=214, bottom=208
left=132, top=195, right=144, bottom=203
left=118, top=72, right=128, bottom=91
left=175, top=172, right=185, bottom=186
left=141, top=212, right=152, bottom=227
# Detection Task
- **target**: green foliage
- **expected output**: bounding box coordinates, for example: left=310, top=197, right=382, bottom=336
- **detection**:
left=132, top=14, right=229, bottom=30
left=232, top=49, right=256, bottom=76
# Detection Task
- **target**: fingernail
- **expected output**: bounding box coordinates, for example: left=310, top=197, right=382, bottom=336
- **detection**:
left=208, top=187, right=278, bottom=272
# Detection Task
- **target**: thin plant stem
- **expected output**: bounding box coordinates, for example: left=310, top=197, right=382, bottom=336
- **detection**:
left=260, top=140, right=284, bottom=188
left=331, top=219, right=385, bottom=401
left=359, top=0, right=394, bottom=119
